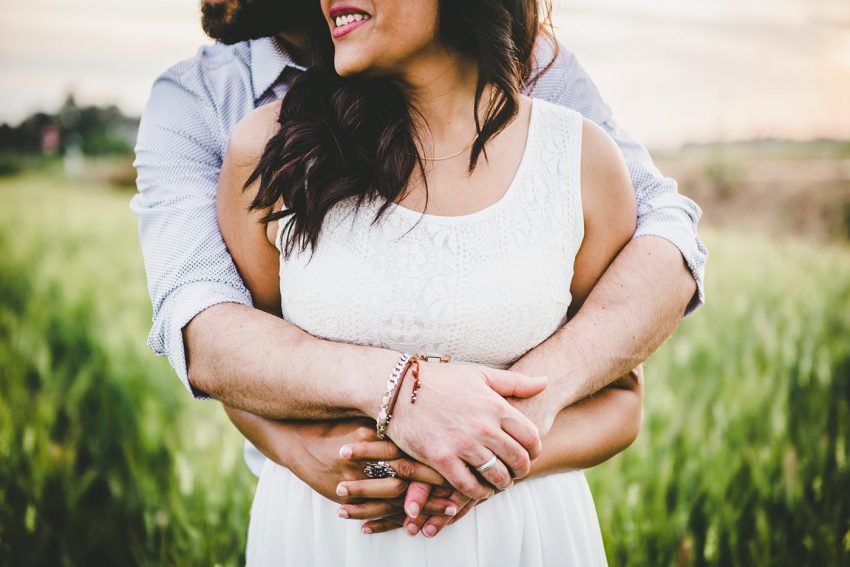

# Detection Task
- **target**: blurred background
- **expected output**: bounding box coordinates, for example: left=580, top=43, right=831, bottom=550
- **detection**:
left=0, top=0, right=848, bottom=565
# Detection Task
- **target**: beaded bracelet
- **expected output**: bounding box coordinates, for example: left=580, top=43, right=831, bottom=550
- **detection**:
left=376, top=352, right=453, bottom=439
left=376, top=353, right=412, bottom=440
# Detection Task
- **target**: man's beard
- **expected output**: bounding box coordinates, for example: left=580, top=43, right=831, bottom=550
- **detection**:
left=201, top=0, right=315, bottom=44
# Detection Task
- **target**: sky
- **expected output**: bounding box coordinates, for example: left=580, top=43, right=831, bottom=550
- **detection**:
left=0, top=0, right=848, bottom=148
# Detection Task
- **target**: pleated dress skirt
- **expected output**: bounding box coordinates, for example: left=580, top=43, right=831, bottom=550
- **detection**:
left=246, top=459, right=608, bottom=566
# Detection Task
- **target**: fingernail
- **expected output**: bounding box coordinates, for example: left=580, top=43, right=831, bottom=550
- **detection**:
left=445, top=505, right=458, bottom=516
left=339, top=445, right=353, bottom=458
left=338, top=508, right=349, bottom=519
left=423, top=525, right=437, bottom=538
left=336, top=484, right=348, bottom=497
left=405, top=523, right=419, bottom=536
left=362, top=526, right=372, bottom=535
left=406, top=502, right=420, bottom=518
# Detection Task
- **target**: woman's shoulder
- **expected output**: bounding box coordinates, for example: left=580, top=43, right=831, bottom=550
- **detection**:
left=217, top=101, right=283, bottom=224
left=225, top=100, right=282, bottom=166
left=579, top=118, right=634, bottom=216
left=219, top=100, right=282, bottom=209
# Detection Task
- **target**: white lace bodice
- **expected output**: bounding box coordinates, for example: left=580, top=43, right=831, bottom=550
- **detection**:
left=276, top=99, right=584, bottom=367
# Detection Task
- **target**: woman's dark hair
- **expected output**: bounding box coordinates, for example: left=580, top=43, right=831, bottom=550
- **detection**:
left=247, top=0, right=556, bottom=258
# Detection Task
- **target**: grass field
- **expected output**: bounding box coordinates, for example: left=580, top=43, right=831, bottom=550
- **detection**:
left=1, top=172, right=849, bottom=566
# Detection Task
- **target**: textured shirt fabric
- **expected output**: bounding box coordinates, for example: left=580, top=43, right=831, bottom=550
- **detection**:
left=131, top=36, right=707, bottom=399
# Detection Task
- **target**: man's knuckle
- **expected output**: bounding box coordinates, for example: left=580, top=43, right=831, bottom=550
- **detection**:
left=433, top=452, right=453, bottom=468
left=473, top=421, right=494, bottom=440
left=510, top=449, right=530, bottom=471
left=474, top=487, right=490, bottom=500
left=489, top=471, right=507, bottom=487
left=512, top=464, right=529, bottom=480
left=457, top=438, right=477, bottom=456
left=486, top=398, right=506, bottom=416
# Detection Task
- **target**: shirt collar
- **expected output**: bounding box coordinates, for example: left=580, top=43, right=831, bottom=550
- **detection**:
left=249, top=37, right=306, bottom=101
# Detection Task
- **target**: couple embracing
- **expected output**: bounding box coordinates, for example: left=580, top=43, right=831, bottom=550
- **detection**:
left=132, top=0, right=707, bottom=564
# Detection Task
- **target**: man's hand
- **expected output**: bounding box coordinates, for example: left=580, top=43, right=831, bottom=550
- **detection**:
left=385, top=363, right=547, bottom=500
left=505, top=385, right=562, bottom=439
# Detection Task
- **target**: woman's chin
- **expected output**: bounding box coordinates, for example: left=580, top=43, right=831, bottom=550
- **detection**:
left=334, top=63, right=362, bottom=78
left=333, top=52, right=375, bottom=78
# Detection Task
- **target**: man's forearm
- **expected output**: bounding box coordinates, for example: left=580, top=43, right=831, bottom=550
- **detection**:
left=185, top=303, right=399, bottom=419
left=512, top=235, right=695, bottom=410
left=528, top=368, right=643, bottom=478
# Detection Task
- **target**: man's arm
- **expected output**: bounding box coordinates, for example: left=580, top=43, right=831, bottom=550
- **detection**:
left=513, top=41, right=706, bottom=413
left=131, top=63, right=254, bottom=399
left=530, top=43, right=707, bottom=313
left=512, top=234, right=694, bottom=415
left=528, top=367, right=643, bottom=476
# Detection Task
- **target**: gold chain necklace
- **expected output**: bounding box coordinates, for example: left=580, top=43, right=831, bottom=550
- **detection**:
left=415, top=134, right=478, bottom=161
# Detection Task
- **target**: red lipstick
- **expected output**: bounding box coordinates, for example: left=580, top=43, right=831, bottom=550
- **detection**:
left=329, top=5, right=372, bottom=39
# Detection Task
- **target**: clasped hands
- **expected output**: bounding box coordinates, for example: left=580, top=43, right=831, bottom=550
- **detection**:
left=290, top=363, right=558, bottom=538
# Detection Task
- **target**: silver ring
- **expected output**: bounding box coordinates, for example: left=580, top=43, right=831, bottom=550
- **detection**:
left=363, top=461, right=397, bottom=479
left=475, top=453, right=499, bottom=474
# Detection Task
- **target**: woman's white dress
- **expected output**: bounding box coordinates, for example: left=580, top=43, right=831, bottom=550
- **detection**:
left=246, top=99, right=608, bottom=566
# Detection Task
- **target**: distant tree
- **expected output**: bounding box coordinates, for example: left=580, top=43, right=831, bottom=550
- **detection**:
left=0, top=94, right=138, bottom=156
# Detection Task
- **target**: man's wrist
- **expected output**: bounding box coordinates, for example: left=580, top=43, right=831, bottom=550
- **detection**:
left=511, top=342, right=587, bottom=412
left=351, top=347, right=406, bottom=421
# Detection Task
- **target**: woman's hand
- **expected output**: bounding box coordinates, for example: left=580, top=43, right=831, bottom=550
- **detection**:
left=285, top=419, right=447, bottom=506
left=332, top=436, right=459, bottom=526
left=383, top=362, right=547, bottom=500
left=226, top=407, right=460, bottom=532
left=359, top=483, right=475, bottom=536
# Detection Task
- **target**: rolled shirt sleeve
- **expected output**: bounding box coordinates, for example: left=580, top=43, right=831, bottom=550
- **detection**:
left=131, top=62, right=253, bottom=398
left=528, top=43, right=708, bottom=313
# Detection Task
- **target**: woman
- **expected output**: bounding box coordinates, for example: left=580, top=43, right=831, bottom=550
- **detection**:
left=217, top=0, right=640, bottom=564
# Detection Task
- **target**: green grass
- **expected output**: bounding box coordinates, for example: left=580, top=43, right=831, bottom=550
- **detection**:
left=0, top=174, right=254, bottom=566
left=588, top=233, right=850, bottom=565
left=1, top=173, right=849, bottom=565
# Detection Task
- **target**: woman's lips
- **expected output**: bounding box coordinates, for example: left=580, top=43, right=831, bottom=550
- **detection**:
left=329, top=5, right=371, bottom=39
left=332, top=17, right=370, bottom=39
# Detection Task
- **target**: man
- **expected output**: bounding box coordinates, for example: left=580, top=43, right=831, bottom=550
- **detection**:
left=132, top=0, right=705, bottom=538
